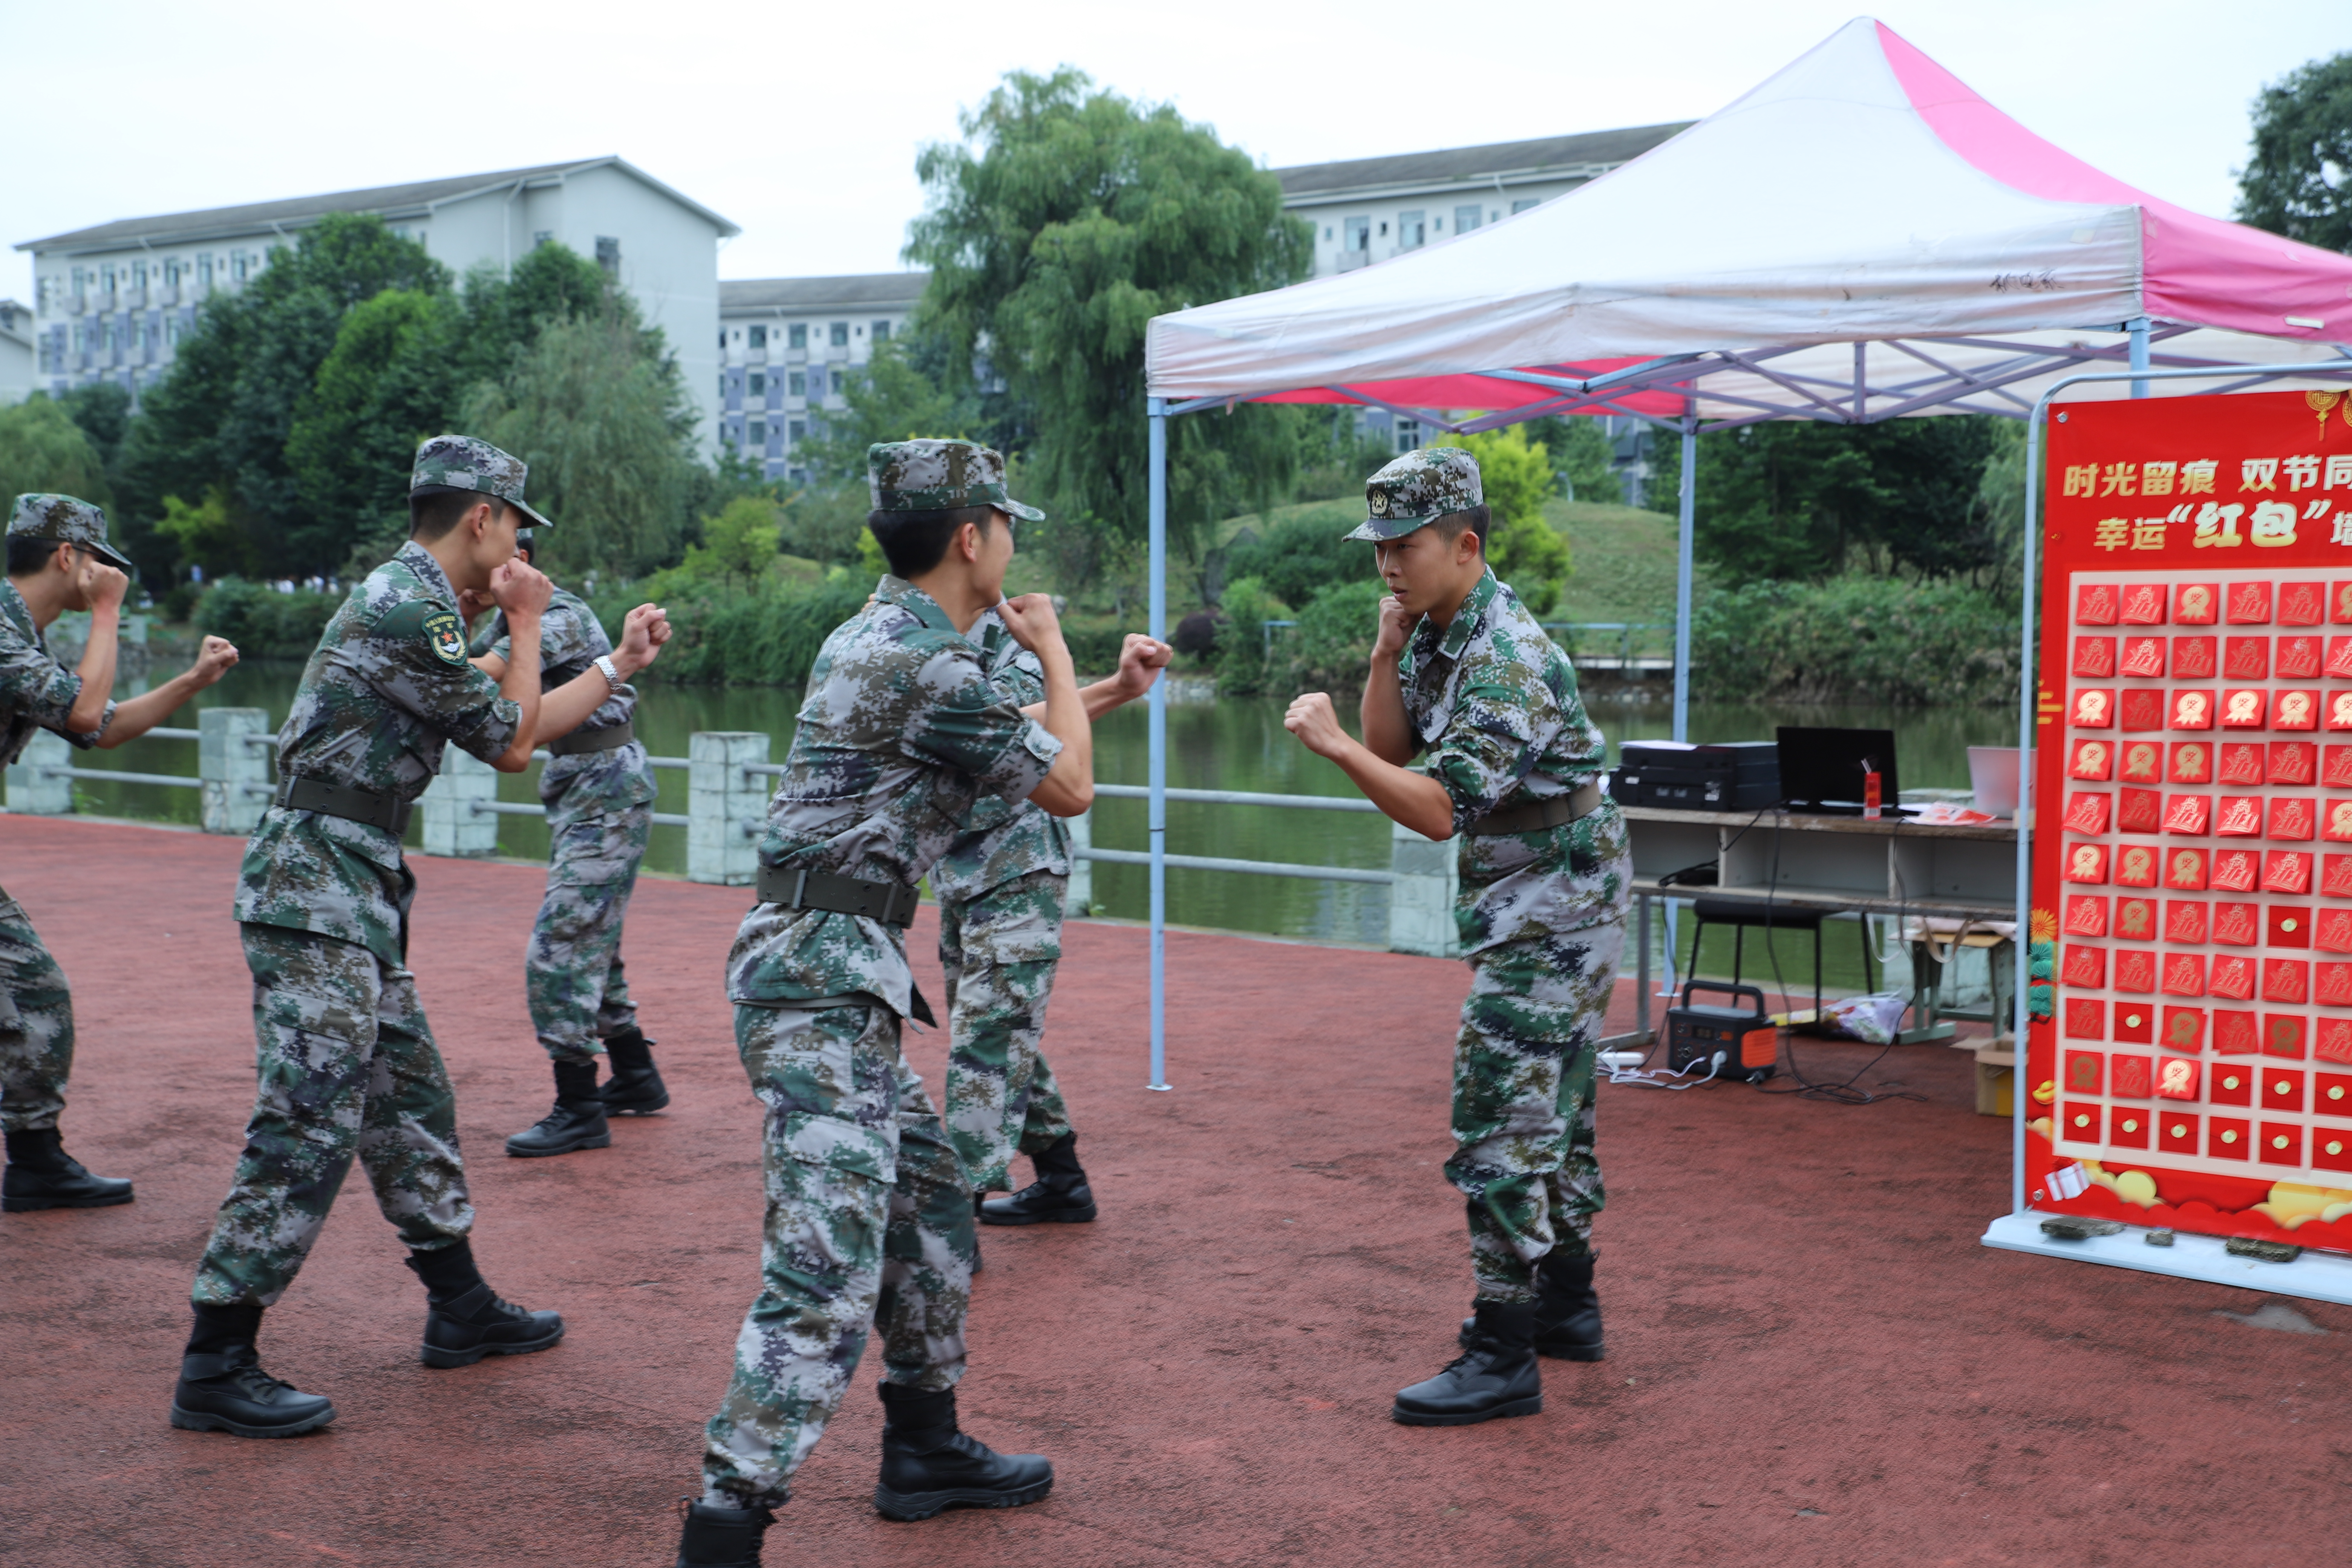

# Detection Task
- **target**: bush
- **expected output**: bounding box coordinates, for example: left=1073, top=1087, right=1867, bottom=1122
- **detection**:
left=1692, top=575, right=2020, bottom=706
left=1211, top=576, right=1286, bottom=695
left=1287, top=578, right=1387, bottom=690
left=605, top=574, right=872, bottom=688
left=1224, top=509, right=1369, bottom=608
left=195, top=577, right=346, bottom=657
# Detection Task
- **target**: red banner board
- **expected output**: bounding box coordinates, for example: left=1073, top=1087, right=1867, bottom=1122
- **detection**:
left=2035, top=390, right=2352, bottom=1246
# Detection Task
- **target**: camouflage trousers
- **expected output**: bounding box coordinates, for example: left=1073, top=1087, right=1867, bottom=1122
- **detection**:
left=528, top=799, right=650, bottom=1064
left=1448, top=921, right=1623, bottom=1303
left=703, top=999, right=977, bottom=1509
left=0, top=892, right=74, bottom=1134
left=940, top=870, right=1073, bottom=1193
left=190, top=925, right=473, bottom=1308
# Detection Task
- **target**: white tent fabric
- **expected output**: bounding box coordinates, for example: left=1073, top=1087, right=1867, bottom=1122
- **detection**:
left=1146, top=17, right=2352, bottom=414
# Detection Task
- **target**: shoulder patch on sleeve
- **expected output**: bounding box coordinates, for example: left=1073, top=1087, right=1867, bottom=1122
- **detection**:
left=372, top=600, right=470, bottom=666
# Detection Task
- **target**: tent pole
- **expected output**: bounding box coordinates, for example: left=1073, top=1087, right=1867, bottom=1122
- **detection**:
left=2012, top=401, right=2045, bottom=1217
left=1672, top=407, right=1696, bottom=742
left=2127, top=317, right=2150, bottom=399
left=1147, top=397, right=1170, bottom=1092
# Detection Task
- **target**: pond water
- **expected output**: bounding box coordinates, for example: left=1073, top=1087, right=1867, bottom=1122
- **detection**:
left=56, top=661, right=2018, bottom=948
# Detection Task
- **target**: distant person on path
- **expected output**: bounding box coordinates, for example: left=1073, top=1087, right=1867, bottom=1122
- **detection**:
left=172, top=437, right=669, bottom=1441
left=1, top=494, right=239, bottom=1212
left=943, top=614, right=1168, bottom=1232
left=462, top=530, right=669, bottom=1159
left=676, top=440, right=1091, bottom=1564
left=1282, top=447, right=1629, bottom=1427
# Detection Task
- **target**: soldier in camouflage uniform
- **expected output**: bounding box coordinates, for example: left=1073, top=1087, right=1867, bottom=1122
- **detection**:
left=173, top=437, right=670, bottom=1441
left=941, top=614, right=1168, bottom=1229
left=1284, top=446, right=1630, bottom=1427
left=466, top=532, right=666, bottom=1159
left=678, top=439, right=1091, bottom=1566
left=1, top=495, right=240, bottom=1213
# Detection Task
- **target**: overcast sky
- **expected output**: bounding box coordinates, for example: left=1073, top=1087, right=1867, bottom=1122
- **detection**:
left=7, top=1, right=2346, bottom=304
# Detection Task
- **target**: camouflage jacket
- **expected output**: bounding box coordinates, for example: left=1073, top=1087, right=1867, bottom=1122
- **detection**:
left=235, top=543, right=522, bottom=963
left=726, top=576, right=1063, bottom=1017
left=477, top=586, right=655, bottom=823
left=0, top=580, right=111, bottom=767
left=928, top=606, right=1071, bottom=905
left=1399, top=568, right=1629, bottom=949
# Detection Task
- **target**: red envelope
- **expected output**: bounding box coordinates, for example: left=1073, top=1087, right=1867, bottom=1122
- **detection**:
left=2214, top=1063, right=2255, bottom=1103
left=2060, top=1102, right=2103, bottom=1142
left=2075, top=583, right=2119, bottom=625
left=2265, top=1027, right=2308, bottom=1069
left=2229, top=582, right=2273, bottom=624
left=2260, top=1122, right=2304, bottom=1166
left=2070, top=739, right=2116, bottom=781
left=2221, top=688, right=2268, bottom=729
left=2218, top=741, right=2265, bottom=786
left=2161, top=953, right=2207, bottom=996
left=2119, top=788, right=2163, bottom=833
left=2334, top=582, right=2352, bottom=625
left=2327, top=854, right=2352, bottom=898
left=2277, top=690, right=2321, bottom=732
left=2062, top=792, right=2112, bottom=835
left=2163, top=1007, right=2208, bottom=1053
left=2115, top=897, right=2159, bottom=942
left=2263, top=958, right=2310, bottom=1003
left=2272, top=798, right=2316, bottom=841
left=2329, top=635, right=2352, bottom=678
left=2158, top=1058, right=2204, bottom=1101
left=2331, top=692, right=2352, bottom=733
left=2158, top=1110, right=2200, bottom=1153
left=2119, top=741, right=2164, bottom=784
left=2064, top=895, right=2109, bottom=937
left=2224, top=636, right=2271, bottom=679
left=2120, top=583, right=2169, bottom=625
left=2070, top=688, right=2115, bottom=729
left=2178, top=583, right=2221, bottom=625
left=2063, top=843, right=2109, bottom=884
left=2214, top=796, right=2262, bottom=836
left=2162, top=901, right=2208, bottom=944
left=2211, top=1117, right=2252, bottom=1159
left=2331, top=747, right=2352, bottom=788
left=2073, top=637, right=2117, bottom=678
left=2115, top=949, right=2159, bottom=992
left=2164, top=848, right=2210, bottom=891
left=2265, top=851, right=2315, bottom=894
left=2110, top=1106, right=2151, bottom=1148
left=2163, top=795, right=2211, bottom=835
left=2282, top=582, right=2326, bottom=626
left=2269, top=905, right=2313, bottom=948
left=2170, top=742, right=2213, bottom=784
left=2213, top=902, right=2260, bottom=946
left=2113, top=844, right=2159, bottom=887
left=2120, top=689, right=2167, bottom=732
left=2317, top=1019, right=2352, bottom=1063
left=2316, top=906, right=2352, bottom=952
left=2270, top=741, right=2316, bottom=784
left=2212, top=848, right=2262, bottom=892
left=2280, top=635, right=2324, bottom=678
left=2172, top=636, right=2217, bottom=680
left=2327, top=800, right=2352, bottom=844
left=2121, top=637, right=2166, bottom=679
left=2213, top=1009, right=2257, bottom=1054
left=2115, top=1000, right=2153, bottom=1042
left=2171, top=690, right=2214, bottom=729
left=2211, top=954, right=2257, bottom=1000
left=2065, top=1050, right=2105, bottom=1094
left=2112, top=1055, right=2153, bottom=1097
left=2322, top=962, right=2352, bottom=1008
left=2063, top=945, right=2107, bottom=988
left=2064, top=998, right=2105, bottom=1040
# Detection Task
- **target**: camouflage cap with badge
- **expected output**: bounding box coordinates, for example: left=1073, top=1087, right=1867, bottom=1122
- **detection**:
left=1344, top=447, right=1484, bottom=542
left=410, top=434, right=555, bottom=530
left=868, top=438, right=1045, bottom=522
left=8, top=493, right=136, bottom=572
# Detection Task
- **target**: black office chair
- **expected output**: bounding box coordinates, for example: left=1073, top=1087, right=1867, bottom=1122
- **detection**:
left=1687, top=900, right=1877, bottom=1025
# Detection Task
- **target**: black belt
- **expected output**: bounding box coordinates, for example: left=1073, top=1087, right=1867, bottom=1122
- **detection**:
left=276, top=776, right=411, bottom=837
left=1465, top=779, right=1606, bottom=837
left=755, top=864, right=920, bottom=926
left=547, top=719, right=634, bottom=757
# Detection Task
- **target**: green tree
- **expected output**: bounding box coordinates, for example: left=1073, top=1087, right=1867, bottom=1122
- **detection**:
left=800, top=337, right=979, bottom=479
left=459, top=309, right=698, bottom=580
left=285, top=288, right=463, bottom=538
left=2237, top=51, right=2352, bottom=253
left=0, top=395, right=112, bottom=508
left=54, top=382, right=132, bottom=498
left=1525, top=415, right=1621, bottom=504
left=906, top=67, right=1314, bottom=590
left=678, top=494, right=783, bottom=593
left=154, top=490, right=257, bottom=579
left=1457, top=426, right=1570, bottom=614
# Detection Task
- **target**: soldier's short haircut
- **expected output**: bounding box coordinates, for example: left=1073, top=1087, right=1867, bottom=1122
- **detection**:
left=5, top=537, right=73, bottom=577
left=1424, top=503, right=1490, bottom=550
left=409, top=485, right=507, bottom=542
left=867, top=504, right=1003, bottom=579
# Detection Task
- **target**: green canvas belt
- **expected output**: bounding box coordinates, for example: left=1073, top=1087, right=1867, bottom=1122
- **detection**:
left=755, top=864, right=920, bottom=926
left=546, top=719, right=634, bottom=757
left=276, top=775, right=412, bottom=837
left=1465, top=778, right=1605, bottom=837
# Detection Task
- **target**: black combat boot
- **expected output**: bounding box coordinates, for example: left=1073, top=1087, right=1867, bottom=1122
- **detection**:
left=3, top=1126, right=134, bottom=1211
left=406, top=1240, right=565, bottom=1368
left=505, top=1060, right=611, bottom=1157
left=977, top=1133, right=1096, bottom=1226
left=873, top=1381, right=1054, bottom=1521
left=673, top=1499, right=774, bottom=1566
left=1395, top=1300, right=1544, bottom=1426
left=596, top=1025, right=670, bottom=1115
left=1458, top=1250, right=1605, bottom=1361
left=169, top=1303, right=336, bottom=1438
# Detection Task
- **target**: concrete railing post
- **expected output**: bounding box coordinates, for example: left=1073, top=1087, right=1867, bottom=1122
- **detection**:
left=5, top=730, right=73, bottom=816
left=199, top=707, right=271, bottom=836
left=1063, top=809, right=1093, bottom=918
left=419, top=745, right=499, bottom=858
left=689, top=731, right=769, bottom=885
left=1387, top=820, right=1459, bottom=957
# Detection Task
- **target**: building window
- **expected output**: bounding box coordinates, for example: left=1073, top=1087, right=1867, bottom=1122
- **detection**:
left=1511, top=198, right=1539, bottom=214
left=718, top=329, right=727, bottom=349
left=788, top=371, right=806, bottom=397
left=533, top=230, right=553, bottom=248
left=1324, top=225, right=1334, bottom=240
left=1455, top=205, right=1482, bottom=234
left=1396, top=419, right=1422, bottom=453
left=231, top=250, right=250, bottom=282
left=748, top=420, right=766, bottom=449
left=789, top=421, right=806, bottom=445
left=788, top=323, right=807, bottom=349
left=718, top=374, right=727, bottom=400
left=872, top=320, right=891, bottom=342
left=807, top=369, right=825, bottom=399
left=595, top=236, right=620, bottom=273
left=749, top=324, right=767, bottom=348
left=829, top=322, right=848, bottom=348
left=198, top=254, right=213, bottom=291
left=132, top=260, right=148, bottom=290
left=836, top=368, right=857, bottom=398
left=748, top=372, right=765, bottom=397
left=1398, top=211, right=1426, bottom=250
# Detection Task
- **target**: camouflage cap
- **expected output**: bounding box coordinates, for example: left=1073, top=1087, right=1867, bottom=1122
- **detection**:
left=1344, top=447, right=1484, bottom=542
left=868, top=439, right=1044, bottom=523
left=409, top=434, right=554, bottom=529
left=7, top=493, right=134, bottom=571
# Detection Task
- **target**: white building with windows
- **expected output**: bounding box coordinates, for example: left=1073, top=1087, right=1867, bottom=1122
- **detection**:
left=0, top=301, right=32, bottom=405
left=14, top=157, right=738, bottom=447
left=717, top=272, right=927, bottom=479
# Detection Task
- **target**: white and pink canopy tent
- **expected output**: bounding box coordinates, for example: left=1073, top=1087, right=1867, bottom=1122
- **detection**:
left=1124, top=19, right=2352, bottom=1290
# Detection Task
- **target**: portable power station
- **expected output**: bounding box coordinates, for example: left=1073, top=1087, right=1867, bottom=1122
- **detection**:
left=1665, top=979, right=1780, bottom=1084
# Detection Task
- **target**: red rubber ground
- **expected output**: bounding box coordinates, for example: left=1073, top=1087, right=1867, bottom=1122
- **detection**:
left=2, top=814, right=2343, bottom=1566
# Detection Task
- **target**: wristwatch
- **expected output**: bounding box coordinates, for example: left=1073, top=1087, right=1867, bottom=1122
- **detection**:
left=594, top=654, right=622, bottom=691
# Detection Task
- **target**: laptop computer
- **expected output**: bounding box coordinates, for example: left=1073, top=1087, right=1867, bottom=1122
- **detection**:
left=1775, top=726, right=1913, bottom=816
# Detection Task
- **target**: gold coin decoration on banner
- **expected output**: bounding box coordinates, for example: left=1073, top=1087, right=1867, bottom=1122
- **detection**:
left=2310, top=390, right=2346, bottom=432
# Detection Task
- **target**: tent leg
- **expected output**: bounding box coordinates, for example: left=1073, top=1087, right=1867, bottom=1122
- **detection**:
left=1672, top=410, right=1696, bottom=743
left=2128, top=317, right=2150, bottom=399
left=1147, top=397, right=1170, bottom=1092
left=2012, top=404, right=2045, bottom=1214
